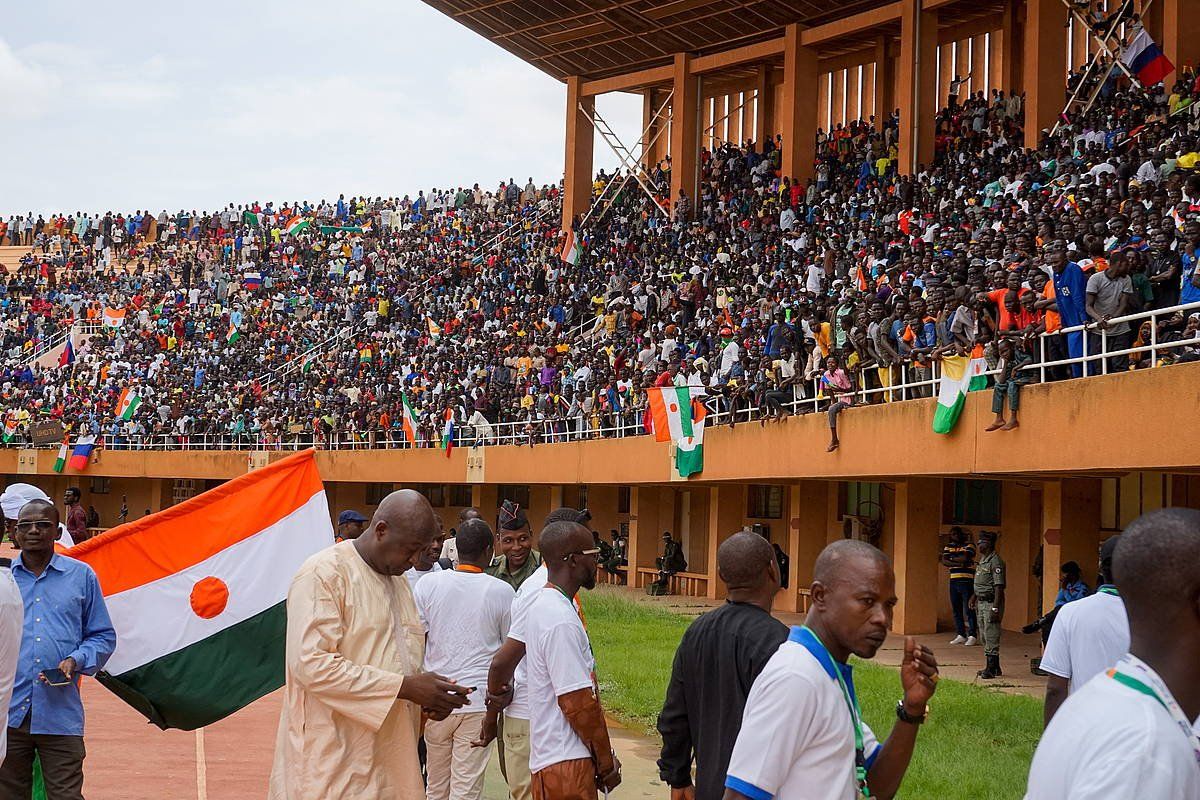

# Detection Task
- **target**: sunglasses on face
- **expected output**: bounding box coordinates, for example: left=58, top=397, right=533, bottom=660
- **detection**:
left=15, top=521, right=55, bottom=534
left=561, top=547, right=601, bottom=562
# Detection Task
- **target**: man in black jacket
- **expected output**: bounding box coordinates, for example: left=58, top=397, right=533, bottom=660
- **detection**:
left=657, top=531, right=788, bottom=800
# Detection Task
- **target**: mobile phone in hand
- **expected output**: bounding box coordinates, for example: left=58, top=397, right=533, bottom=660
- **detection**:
left=40, top=668, right=72, bottom=686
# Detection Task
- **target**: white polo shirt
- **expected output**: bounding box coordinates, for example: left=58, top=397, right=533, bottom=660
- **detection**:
left=413, top=568, right=513, bottom=713
left=1040, top=588, right=1129, bottom=694
left=726, top=627, right=882, bottom=800
left=521, top=587, right=596, bottom=774
left=1025, top=669, right=1200, bottom=798
left=403, top=562, right=442, bottom=590
left=505, top=564, right=550, bottom=720
left=0, top=569, right=22, bottom=766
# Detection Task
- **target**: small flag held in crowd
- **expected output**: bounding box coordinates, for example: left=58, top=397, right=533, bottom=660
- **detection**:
left=102, top=308, right=126, bottom=329
left=932, top=354, right=988, bottom=434
left=243, top=272, right=262, bottom=290
left=401, top=393, right=419, bottom=445
left=441, top=411, right=455, bottom=458
left=69, top=435, right=97, bottom=470
left=53, top=438, right=69, bottom=473
left=226, top=322, right=240, bottom=345
left=559, top=229, right=583, bottom=266
left=1121, top=30, right=1174, bottom=87
left=2, top=415, right=17, bottom=443
left=117, top=387, right=143, bottom=421
left=64, top=449, right=333, bottom=730
left=58, top=335, right=76, bottom=369
left=243, top=210, right=261, bottom=227
left=284, top=216, right=310, bottom=236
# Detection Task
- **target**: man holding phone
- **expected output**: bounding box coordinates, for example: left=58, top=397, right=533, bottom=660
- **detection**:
left=0, top=499, right=116, bottom=799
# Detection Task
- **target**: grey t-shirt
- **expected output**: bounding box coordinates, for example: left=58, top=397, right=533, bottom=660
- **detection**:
left=1086, top=271, right=1134, bottom=335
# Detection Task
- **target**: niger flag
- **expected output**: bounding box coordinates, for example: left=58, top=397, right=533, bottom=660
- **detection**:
left=66, top=449, right=334, bottom=730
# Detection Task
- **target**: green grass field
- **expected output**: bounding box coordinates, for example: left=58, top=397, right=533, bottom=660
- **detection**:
left=582, top=586, right=1041, bottom=800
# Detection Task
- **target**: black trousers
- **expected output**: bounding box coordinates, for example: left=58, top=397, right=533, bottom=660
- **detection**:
left=0, top=719, right=86, bottom=800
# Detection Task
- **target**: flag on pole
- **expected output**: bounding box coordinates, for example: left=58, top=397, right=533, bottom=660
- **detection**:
left=226, top=322, right=240, bottom=344
left=102, top=308, right=126, bottom=329
left=674, top=397, right=706, bottom=478
left=648, top=386, right=695, bottom=443
left=69, top=435, right=97, bottom=470
left=401, top=394, right=419, bottom=445
left=559, top=229, right=583, bottom=265
left=53, top=438, right=69, bottom=473
left=58, top=335, right=76, bottom=369
left=1121, top=30, right=1174, bottom=86
left=284, top=216, right=310, bottom=236
left=65, top=449, right=333, bottom=730
left=932, top=354, right=988, bottom=434
left=441, top=411, right=455, bottom=458
left=116, top=387, right=142, bottom=421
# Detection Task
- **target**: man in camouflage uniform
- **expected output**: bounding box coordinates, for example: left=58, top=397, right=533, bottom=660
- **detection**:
left=971, top=530, right=1006, bottom=679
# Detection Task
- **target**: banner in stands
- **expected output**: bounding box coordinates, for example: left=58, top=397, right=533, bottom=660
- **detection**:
left=31, top=420, right=66, bottom=446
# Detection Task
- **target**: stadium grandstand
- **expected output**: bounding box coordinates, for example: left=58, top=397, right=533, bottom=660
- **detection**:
left=2, top=0, right=1200, bottom=643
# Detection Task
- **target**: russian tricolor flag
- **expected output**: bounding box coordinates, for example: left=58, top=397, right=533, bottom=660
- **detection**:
left=58, top=335, right=76, bottom=369
left=1121, top=30, right=1173, bottom=87
left=69, top=435, right=97, bottom=471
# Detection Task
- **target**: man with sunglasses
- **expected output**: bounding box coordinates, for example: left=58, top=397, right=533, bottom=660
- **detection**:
left=520, top=518, right=619, bottom=800
left=0, top=499, right=115, bottom=799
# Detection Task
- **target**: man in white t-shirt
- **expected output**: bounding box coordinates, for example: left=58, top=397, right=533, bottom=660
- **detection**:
left=404, top=531, right=445, bottom=590
left=0, top=567, right=22, bottom=767
left=474, top=508, right=588, bottom=800
left=1025, top=508, right=1200, bottom=799
left=1040, top=537, right=1129, bottom=727
left=520, top=519, right=619, bottom=800
left=725, top=540, right=940, bottom=800
left=414, top=519, right=514, bottom=800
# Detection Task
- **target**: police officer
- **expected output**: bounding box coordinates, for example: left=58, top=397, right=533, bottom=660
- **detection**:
left=970, top=530, right=1006, bottom=679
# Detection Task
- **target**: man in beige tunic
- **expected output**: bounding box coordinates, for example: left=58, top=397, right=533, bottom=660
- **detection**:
left=270, top=490, right=470, bottom=800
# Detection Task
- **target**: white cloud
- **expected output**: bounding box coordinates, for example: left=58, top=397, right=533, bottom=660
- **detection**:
left=0, top=39, right=63, bottom=118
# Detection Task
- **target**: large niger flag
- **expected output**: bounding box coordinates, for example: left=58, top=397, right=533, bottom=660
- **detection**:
left=648, top=386, right=694, bottom=443
left=66, top=449, right=333, bottom=730
left=932, top=355, right=987, bottom=434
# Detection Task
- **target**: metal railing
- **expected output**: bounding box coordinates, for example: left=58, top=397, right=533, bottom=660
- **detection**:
left=3, top=301, right=1197, bottom=452
left=18, top=321, right=104, bottom=366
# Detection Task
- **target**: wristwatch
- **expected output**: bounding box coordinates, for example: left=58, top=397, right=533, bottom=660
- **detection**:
left=896, top=700, right=927, bottom=725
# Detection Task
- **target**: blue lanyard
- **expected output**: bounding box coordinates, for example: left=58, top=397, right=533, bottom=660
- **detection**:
left=803, top=626, right=871, bottom=798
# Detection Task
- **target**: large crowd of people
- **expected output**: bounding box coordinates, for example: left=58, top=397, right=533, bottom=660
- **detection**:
left=2, top=68, right=1200, bottom=454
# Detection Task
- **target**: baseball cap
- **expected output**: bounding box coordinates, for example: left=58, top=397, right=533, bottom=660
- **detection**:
left=338, top=510, right=368, bottom=525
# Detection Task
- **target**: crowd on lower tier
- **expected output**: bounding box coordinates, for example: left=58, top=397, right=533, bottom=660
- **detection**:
left=2, top=68, right=1200, bottom=452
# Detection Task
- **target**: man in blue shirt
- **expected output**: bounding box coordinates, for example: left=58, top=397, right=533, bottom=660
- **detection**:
left=1047, top=244, right=1088, bottom=378
left=0, top=499, right=115, bottom=800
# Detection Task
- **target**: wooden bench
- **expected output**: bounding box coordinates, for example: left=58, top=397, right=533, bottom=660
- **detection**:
left=796, top=586, right=812, bottom=613
left=600, top=566, right=628, bottom=586
left=634, top=567, right=709, bottom=598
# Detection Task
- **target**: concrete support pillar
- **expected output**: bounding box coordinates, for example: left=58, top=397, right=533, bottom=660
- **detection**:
left=891, top=478, right=942, bottom=634
left=627, top=486, right=665, bottom=574
left=706, top=485, right=745, bottom=600
left=1161, top=0, right=1200, bottom=80
left=898, top=0, right=937, bottom=173
left=702, top=96, right=714, bottom=150
left=991, top=2, right=1019, bottom=96
left=875, top=37, right=895, bottom=130
left=938, top=44, right=953, bottom=107
left=778, top=481, right=830, bottom=613
left=780, top=23, right=818, bottom=183
left=831, top=69, right=846, bottom=127
left=864, top=62, right=877, bottom=123
left=1023, top=0, right=1068, bottom=150
left=1041, top=479, right=1102, bottom=614
left=740, top=87, right=755, bottom=145
left=641, top=90, right=659, bottom=170
left=727, top=93, right=741, bottom=147
left=149, top=479, right=164, bottom=515
left=669, top=53, right=700, bottom=218
left=999, top=482, right=1039, bottom=632
left=970, top=35, right=987, bottom=99
left=549, top=485, right=564, bottom=510
left=471, top=485, right=498, bottom=519
left=754, top=64, right=773, bottom=144
left=817, top=74, right=830, bottom=131
left=562, top=76, right=594, bottom=230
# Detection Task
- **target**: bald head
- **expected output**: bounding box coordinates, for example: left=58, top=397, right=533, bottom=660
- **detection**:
left=357, top=490, right=439, bottom=576
left=539, top=520, right=590, bottom=561
left=373, top=489, right=437, bottom=532
left=1115, top=508, right=1200, bottom=622
left=813, top=539, right=891, bottom=588
left=717, top=531, right=776, bottom=591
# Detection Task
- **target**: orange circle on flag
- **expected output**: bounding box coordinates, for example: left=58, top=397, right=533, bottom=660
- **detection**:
left=190, top=577, right=229, bottom=619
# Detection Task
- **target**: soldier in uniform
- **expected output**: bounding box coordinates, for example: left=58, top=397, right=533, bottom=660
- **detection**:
left=970, top=530, right=1006, bottom=679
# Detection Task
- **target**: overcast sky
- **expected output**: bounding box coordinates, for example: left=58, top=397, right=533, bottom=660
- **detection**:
left=1, top=0, right=642, bottom=216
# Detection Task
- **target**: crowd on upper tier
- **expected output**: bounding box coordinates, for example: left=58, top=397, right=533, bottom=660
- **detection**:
left=2, top=64, right=1200, bottom=450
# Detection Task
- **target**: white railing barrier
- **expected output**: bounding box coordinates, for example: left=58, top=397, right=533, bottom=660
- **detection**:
left=5, top=301, right=1198, bottom=451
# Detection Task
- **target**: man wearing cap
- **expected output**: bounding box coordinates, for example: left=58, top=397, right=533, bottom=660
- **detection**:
left=335, top=510, right=367, bottom=542
left=488, top=501, right=542, bottom=591
left=970, top=531, right=1006, bottom=679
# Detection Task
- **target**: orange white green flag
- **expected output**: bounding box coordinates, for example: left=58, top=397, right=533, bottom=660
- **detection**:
left=401, top=393, right=419, bottom=445
left=65, top=449, right=333, bottom=730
